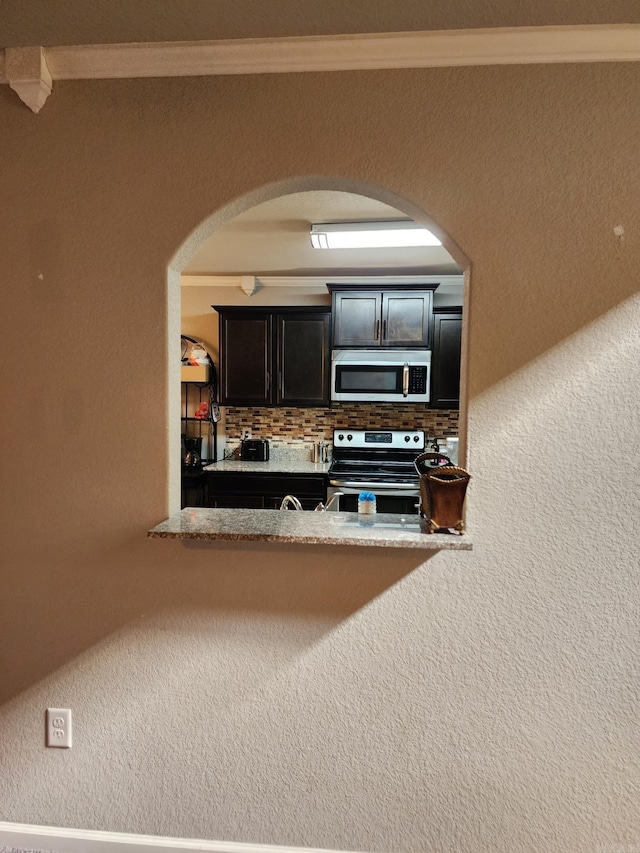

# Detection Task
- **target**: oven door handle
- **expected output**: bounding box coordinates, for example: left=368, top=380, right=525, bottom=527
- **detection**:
left=402, top=363, right=409, bottom=397
left=329, top=479, right=419, bottom=492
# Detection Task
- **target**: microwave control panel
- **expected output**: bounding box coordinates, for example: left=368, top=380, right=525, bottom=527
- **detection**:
left=408, top=366, right=428, bottom=394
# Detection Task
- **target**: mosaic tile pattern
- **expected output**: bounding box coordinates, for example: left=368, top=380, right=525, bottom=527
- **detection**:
left=225, top=404, right=459, bottom=445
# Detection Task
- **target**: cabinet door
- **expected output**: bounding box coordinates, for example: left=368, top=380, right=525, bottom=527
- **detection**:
left=181, top=469, right=207, bottom=509
left=208, top=494, right=266, bottom=509
left=332, top=292, right=382, bottom=347
left=431, top=309, right=462, bottom=408
left=381, top=291, right=432, bottom=347
left=206, top=473, right=326, bottom=510
left=219, top=312, right=273, bottom=405
left=277, top=312, right=330, bottom=406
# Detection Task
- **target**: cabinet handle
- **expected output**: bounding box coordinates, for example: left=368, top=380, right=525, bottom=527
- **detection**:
left=266, top=371, right=270, bottom=393
left=375, top=320, right=380, bottom=340
left=278, top=371, right=282, bottom=395
left=383, top=319, right=387, bottom=340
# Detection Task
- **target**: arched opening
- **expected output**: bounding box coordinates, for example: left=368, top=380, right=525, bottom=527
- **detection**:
left=167, top=176, right=471, bottom=515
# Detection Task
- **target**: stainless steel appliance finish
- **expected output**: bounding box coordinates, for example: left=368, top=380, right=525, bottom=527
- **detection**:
left=331, top=349, right=431, bottom=403
left=312, top=439, right=330, bottom=463
left=327, top=428, right=427, bottom=514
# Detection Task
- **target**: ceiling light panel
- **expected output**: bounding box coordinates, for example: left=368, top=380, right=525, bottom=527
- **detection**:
left=310, top=220, right=441, bottom=249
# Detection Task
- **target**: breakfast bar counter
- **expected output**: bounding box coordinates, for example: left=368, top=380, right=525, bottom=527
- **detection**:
left=148, top=507, right=472, bottom=551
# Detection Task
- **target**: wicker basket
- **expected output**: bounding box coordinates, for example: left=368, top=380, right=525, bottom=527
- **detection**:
left=414, top=452, right=470, bottom=534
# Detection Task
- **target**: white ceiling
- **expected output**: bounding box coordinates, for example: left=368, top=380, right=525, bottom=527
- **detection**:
left=182, top=190, right=462, bottom=278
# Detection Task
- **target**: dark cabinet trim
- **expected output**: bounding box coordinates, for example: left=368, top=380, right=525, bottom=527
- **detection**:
left=326, top=284, right=439, bottom=292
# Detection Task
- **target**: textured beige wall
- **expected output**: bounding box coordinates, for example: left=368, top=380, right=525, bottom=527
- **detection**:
left=1, top=61, right=640, bottom=853
left=3, top=0, right=640, bottom=45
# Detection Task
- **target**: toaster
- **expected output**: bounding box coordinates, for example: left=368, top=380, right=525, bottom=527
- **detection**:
left=240, top=439, right=270, bottom=461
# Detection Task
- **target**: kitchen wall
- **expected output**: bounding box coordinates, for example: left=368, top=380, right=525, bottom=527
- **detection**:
left=2, top=50, right=640, bottom=853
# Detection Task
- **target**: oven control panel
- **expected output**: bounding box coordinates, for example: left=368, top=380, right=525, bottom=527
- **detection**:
left=332, top=429, right=425, bottom=450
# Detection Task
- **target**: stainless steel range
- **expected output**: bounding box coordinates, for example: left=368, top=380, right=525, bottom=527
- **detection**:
left=327, top=428, right=427, bottom=514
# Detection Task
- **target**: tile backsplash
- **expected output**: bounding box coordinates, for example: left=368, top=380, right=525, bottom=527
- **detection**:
left=225, top=404, right=458, bottom=445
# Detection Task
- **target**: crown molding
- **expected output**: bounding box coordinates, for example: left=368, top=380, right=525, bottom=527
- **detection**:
left=4, top=46, right=52, bottom=112
left=2, top=24, right=640, bottom=112
left=180, top=274, right=464, bottom=293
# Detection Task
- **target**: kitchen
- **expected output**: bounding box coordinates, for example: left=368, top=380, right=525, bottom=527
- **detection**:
left=179, top=188, right=465, bottom=525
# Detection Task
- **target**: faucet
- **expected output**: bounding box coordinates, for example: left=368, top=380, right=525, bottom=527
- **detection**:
left=280, top=494, right=303, bottom=511
left=314, top=491, right=344, bottom=512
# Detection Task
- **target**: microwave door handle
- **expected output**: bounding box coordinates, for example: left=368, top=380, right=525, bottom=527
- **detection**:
left=402, top=363, right=409, bottom=397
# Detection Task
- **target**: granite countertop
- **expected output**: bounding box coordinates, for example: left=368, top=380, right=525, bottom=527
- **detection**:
left=203, top=458, right=331, bottom=475
left=148, top=508, right=472, bottom=551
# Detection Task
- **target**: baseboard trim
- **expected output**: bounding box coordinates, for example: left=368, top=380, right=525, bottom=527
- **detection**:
left=0, top=822, right=363, bottom=853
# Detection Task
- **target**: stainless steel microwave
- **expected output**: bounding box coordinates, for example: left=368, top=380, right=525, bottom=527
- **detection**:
left=331, top=349, right=431, bottom=403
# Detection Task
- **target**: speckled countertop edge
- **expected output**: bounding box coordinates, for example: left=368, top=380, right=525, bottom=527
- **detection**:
left=202, top=458, right=331, bottom=475
left=148, top=508, right=472, bottom=551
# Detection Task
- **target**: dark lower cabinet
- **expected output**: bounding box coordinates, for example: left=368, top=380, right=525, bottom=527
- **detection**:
left=214, top=306, right=331, bottom=407
left=337, top=493, right=420, bottom=515
left=210, top=494, right=265, bottom=509
left=431, top=308, right=462, bottom=408
left=206, top=472, right=327, bottom=510
left=181, top=468, right=208, bottom=508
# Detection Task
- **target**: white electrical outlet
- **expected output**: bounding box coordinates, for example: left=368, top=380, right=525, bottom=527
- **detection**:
left=46, top=708, right=72, bottom=748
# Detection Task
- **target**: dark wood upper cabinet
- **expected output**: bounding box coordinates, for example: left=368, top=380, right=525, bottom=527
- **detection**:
left=430, top=307, right=462, bottom=409
left=331, top=291, right=382, bottom=346
left=214, top=306, right=331, bottom=407
left=328, top=284, right=435, bottom=348
left=381, top=291, right=432, bottom=346
left=218, top=311, right=273, bottom=406
left=277, top=312, right=330, bottom=406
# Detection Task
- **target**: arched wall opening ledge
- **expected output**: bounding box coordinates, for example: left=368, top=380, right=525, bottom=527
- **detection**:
left=164, top=175, right=472, bottom=539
